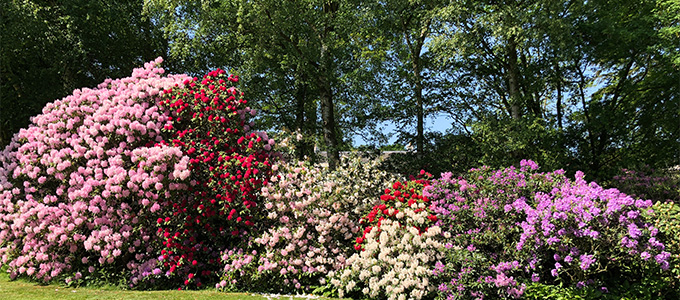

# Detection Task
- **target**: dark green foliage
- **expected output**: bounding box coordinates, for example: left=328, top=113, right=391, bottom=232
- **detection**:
left=378, top=132, right=481, bottom=177
left=524, top=277, right=680, bottom=300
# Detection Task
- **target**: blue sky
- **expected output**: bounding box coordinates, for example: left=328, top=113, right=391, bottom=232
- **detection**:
left=352, top=113, right=453, bottom=146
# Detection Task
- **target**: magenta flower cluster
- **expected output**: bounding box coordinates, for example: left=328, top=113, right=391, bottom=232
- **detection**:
left=425, top=160, right=670, bottom=299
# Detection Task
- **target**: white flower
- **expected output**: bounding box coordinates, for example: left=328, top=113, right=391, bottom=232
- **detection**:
left=346, top=280, right=356, bottom=290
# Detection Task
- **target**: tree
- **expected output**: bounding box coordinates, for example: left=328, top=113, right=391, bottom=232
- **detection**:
left=146, top=0, right=375, bottom=170
left=429, top=0, right=679, bottom=179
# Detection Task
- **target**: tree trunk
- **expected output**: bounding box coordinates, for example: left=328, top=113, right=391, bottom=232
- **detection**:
left=403, top=16, right=430, bottom=156
left=555, top=61, right=563, bottom=130
left=318, top=1, right=340, bottom=170
left=318, top=68, right=339, bottom=170
left=413, top=53, right=424, bottom=155
left=507, top=36, right=521, bottom=119
left=294, top=74, right=313, bottom=160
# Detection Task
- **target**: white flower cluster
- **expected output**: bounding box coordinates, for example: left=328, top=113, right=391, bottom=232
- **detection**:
left=332, top=213, right=443, bottom=300
left=322, top=154, right=403, bottom=219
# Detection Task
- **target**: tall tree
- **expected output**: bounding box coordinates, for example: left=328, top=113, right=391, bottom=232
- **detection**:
left=429, top=0, right=678, bottom=178
left=356, top=0, right=447, bottom=154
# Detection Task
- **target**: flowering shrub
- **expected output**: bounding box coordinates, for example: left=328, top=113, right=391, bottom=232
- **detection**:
left=0, top=58, right=191, bottom=284
left=218, top=155, right=402, bottom=293
left=426, top=160, right=672, bottom=299
left=643, top=201, right=680, bottom=291
left=324, top=153, right=404, bottom=220
left=138, top=69, right=277, bottom=288
left=332, top=174, right=443, bottom=300
left=0, top=58, right=277, bottom=290
left=610, top=167, right=680, bottom=203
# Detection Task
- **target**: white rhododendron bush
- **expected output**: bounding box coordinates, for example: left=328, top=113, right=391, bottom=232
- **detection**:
left=217, top=156, right=403, bottom=292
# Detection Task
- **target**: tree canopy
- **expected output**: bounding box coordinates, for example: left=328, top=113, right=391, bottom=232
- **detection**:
left=1, top=0, right=678, bottom=177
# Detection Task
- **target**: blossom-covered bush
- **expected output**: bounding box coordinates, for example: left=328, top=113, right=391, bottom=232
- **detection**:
left=133, top=69, right=277, bottom=288
left=332, top=174, right=443, bottom=300
left=610, top=167, right=680, bottom=203
left=0, top=58, right=191, bottom=284
left=0, top=59, right=277, bottom=290
left=426, top=160, right=672, bottom=299
left=218, top=155, right=402, bottom=293
left=643, top=201, right=680, bottom=292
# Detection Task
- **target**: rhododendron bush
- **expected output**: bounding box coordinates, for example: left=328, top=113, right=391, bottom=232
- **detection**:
left=149, top=67, right=276, bottom=288
left=217, top=156, right=402, bottom=293
left=333, top=173, right=444, bottom=300
left=425, top=160, right=673, bottom=299
left=0, top=58, right=276, bottom=288
left=0, top=58, right=188, bottom=284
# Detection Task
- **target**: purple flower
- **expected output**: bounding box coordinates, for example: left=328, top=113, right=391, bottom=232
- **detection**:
left=640, top=251, right=651, bottom=261
left=433, top=261, right=445, bottom=275
left=493, top=272, right=515, bottom=287
left=546, top=236, right=561, bottom=245
left=627, top=223, right=642, bottom=239
left=579, top=254, right=595, bottom=270
left=520, top=160, right=539, bottom=171
left=655, top=252, right=671, bottom=264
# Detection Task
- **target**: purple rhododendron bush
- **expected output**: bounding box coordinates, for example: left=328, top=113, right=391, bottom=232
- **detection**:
left=425, top=160, right=675, bottom=299
left=0, top=58, right=276, bottom=288
left=329, top=161, right=676, bottom=300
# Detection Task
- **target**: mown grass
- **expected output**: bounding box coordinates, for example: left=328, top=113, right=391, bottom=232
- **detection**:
left=0, top=271, right=340, bottom=300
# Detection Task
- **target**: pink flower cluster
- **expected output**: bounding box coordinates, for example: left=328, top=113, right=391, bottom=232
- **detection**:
left=0, top=58, right=191, bottom=283
left=219, top=160, right=370, bottom=292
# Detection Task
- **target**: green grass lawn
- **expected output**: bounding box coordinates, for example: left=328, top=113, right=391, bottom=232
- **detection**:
left=0, top=272, right=340, bottom=300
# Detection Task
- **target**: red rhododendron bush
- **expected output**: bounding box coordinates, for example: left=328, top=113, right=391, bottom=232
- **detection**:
left=0, top=58, right=276, bottom=288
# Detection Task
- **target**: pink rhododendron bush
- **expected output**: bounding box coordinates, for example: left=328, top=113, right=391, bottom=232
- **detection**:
left=0, top=59, right=188, bottom=284
left=217, top=156, right=403, bottom=293
left=0, top=59, right=276, bottom=288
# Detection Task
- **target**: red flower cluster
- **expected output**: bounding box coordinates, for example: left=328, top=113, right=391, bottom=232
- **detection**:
left=355, top=171, right=436, bottom=251
left=156, top=70, right=276, bottom=287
